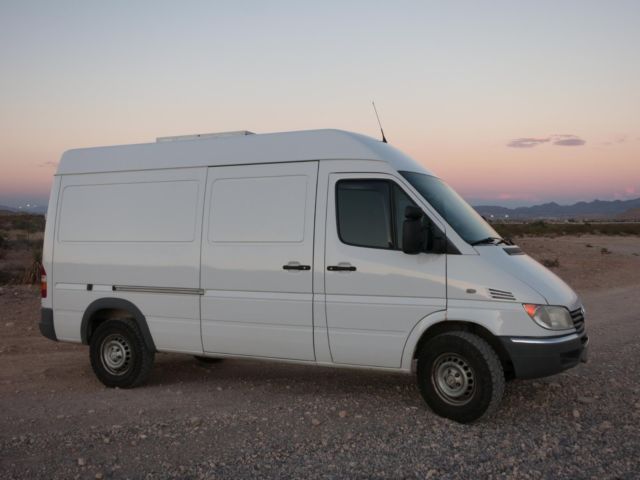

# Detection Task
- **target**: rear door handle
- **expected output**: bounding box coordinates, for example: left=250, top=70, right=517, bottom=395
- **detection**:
left=327, top=264, right=356, bottom=272
left=283, top=262, right=311, bottom=271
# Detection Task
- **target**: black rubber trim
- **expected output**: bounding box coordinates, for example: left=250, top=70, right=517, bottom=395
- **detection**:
left=81, top=298, right=156, bottom=352
left=39, top=308, right=57, bottom=342
left=499, top=334, right=588, bottom=379
left=446, top=239, right=460, bottom=255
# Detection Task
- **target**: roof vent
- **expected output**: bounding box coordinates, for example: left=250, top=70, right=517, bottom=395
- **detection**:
left=488, top=288, right=516, bottom=301
left=156, top=131, right=255, bottom=142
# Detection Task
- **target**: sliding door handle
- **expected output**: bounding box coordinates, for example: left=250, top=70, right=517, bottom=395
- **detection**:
left=327, top=264, right=357, bottom=272
left=283, top=262, right=311, bottom=271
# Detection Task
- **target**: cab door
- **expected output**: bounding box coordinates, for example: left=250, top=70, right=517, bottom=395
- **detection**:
left=200, top=162, right=318, bottom=360
left=324, top=173, right=446, bottom=368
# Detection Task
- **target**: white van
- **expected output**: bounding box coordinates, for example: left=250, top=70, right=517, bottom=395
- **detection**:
left=40, top=129, right=588, bottom=423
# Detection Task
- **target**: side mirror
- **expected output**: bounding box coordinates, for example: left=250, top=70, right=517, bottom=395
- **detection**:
left=402, top=206, right=426, bottom=254
left=430, top=227, right=447, bottom=254
left=402, top=206, right=447, bottom=254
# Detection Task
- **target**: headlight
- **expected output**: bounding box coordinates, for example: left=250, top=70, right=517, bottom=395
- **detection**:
left=523, top=304, right=574, bottom=331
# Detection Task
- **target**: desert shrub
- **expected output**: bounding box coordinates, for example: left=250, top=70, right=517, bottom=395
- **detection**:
left=585, top=243, right=593, bottom=248
left=0, top=232, right=7, bottom=261
left=21, top=244, right=43, bottom=284
left=541, top=258, right=560, bottom=268
left=22, top=262, right=41, bottom=284
left=600, top=247, right=611, bottom=255
left=10, top=214, right=44, bottom=232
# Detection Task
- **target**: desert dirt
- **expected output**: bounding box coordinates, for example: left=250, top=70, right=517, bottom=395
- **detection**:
left=1, top=235, right=639, bottom=479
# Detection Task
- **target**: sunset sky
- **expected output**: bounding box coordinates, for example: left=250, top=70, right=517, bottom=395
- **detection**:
left=1, top=0, right=638, bottom=208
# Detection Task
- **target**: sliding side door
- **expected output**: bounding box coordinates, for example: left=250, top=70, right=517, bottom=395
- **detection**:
left=200, top=162, right=318, bottom=360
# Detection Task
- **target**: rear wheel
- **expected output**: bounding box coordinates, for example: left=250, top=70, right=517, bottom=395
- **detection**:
left=417, top=331, right=505, bottom=423
left=90, top=318, right=154, bottom=388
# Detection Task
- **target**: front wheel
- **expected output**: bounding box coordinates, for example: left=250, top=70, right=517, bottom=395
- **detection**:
left=417, top=331, right=505, bottom=423
left=90, top=318, right=155, bottom=388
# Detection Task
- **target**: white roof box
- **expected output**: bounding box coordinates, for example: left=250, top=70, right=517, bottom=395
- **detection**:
left=156, top=130, right=255, bottom=142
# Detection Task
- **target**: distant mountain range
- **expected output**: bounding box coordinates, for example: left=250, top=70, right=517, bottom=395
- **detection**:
left=474, top=197, right=640, bottom=220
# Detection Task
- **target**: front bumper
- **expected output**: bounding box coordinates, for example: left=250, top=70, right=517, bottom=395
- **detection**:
left=500, top=332, right=588, bottom=379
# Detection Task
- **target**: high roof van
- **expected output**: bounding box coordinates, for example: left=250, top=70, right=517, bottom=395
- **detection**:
left=39, top=129, right=588, bottom=423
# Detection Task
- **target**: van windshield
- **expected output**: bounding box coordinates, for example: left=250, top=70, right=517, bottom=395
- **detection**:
left=399, top=171, right=501, bottom=245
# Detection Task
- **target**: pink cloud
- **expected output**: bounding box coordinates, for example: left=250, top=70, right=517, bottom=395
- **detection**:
left=507, top=134, right=586, bottom=148
left=602, top=134, right=629, bottom=147
left=612, top=186, right=639, bottom=199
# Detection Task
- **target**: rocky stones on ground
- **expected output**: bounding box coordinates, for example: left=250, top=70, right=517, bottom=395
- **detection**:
left=2, top=237, right=640, bottom=479
left=577, top=396, right=595, bottom=404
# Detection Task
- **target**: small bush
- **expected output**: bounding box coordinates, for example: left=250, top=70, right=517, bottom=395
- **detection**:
left=600, top=247, right=611, bottom=255
left=541, top=258, right=560, bottom=268
left=585, top=243, right=593, bottom=248
left=0, top=231, right=7, bottom=260
left=10, top=214, right=44, bottom=233
left=21, top=244, right=43, bottom=284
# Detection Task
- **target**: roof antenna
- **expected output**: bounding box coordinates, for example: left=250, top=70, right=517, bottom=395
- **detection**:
left=372, top=101, right=388, bottom=143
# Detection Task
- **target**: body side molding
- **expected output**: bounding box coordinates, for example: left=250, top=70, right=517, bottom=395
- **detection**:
left=112, top=285, right=204, bottom=295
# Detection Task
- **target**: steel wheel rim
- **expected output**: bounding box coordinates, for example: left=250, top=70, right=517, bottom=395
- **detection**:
left=431, top=353, right=475, bottom=405
left=100, top=334, right=132, bottom=376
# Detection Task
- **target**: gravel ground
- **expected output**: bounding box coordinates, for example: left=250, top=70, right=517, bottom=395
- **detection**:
left=1, top=236, right=640, bottom=479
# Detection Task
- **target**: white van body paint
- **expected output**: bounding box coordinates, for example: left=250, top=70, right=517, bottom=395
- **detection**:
left=41, top=129, right=585, bottom=376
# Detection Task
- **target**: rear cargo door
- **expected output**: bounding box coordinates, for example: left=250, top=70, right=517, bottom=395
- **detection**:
left=200, top=162, right=318, bottom=360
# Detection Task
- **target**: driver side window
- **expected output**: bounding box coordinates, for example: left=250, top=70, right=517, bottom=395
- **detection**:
left=336, top=179, right=420, bottom=250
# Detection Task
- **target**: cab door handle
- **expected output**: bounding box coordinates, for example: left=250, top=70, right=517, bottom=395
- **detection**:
left=283, top=262, right=311, bottom=271
left=327, top=264, right=356, bottom=272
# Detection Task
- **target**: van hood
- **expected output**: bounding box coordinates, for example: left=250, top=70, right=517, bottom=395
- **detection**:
left=476, top=246, right=580, bottom=309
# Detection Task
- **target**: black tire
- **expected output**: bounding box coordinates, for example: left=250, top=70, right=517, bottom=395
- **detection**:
left=416, top=331, right=505, bottom=423
left=194, top=355, right=223, bottom=364
left=89, top=318, right=155, bottom=388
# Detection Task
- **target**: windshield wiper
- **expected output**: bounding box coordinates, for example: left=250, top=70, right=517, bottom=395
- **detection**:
left=471, top=236, right=508, bottom=246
